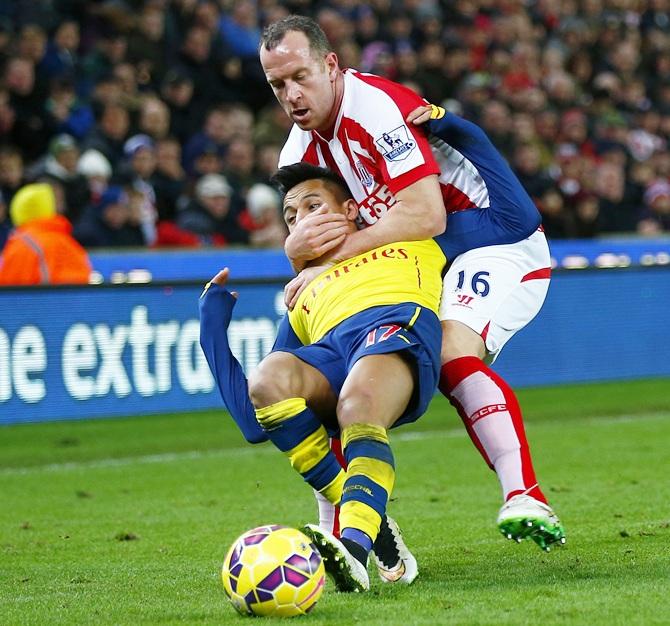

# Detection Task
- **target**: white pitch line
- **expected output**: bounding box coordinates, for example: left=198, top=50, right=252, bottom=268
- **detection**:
left=1, top=412, right=667, bottom=477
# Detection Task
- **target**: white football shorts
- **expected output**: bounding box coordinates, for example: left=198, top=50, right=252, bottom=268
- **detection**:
left=439, top=229, right=551, bottom=362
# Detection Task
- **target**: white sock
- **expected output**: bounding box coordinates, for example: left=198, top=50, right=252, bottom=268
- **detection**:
left=314, top=489, right=336, bottom=532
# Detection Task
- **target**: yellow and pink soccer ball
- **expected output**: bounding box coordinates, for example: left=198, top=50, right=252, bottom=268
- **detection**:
left=221, top=525, right=326, bottom=617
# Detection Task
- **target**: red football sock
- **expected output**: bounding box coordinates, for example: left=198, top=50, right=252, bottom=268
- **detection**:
left=330, top=437, right=345, bottom=537
left=314, top=437, right=345, bottom=537
left=439, top=356, right=547, bottom=504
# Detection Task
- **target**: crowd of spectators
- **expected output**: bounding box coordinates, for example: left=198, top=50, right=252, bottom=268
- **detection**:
left=0, top=0, right=669, bottom=260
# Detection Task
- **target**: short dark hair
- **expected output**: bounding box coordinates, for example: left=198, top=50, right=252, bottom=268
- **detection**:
left=270, top=163, right=351, bottom=202
left=260, top=15, right=332, bottom=58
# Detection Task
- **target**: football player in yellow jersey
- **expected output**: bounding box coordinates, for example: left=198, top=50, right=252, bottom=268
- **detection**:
left=242, top=162, right=446, bottom=592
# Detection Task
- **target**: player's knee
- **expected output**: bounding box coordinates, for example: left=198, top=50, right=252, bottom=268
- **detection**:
left=440, top=320, right=486, bottom=363
left=336, top=387, right=377, bottom=428
left=248, top=353, right=301, bottom=408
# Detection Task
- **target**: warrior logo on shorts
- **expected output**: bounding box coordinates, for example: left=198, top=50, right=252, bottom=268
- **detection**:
left=375, top=126, right=416, bottom=161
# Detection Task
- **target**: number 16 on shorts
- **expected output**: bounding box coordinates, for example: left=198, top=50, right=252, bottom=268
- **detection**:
left=456, top=270, right=491, bottom=297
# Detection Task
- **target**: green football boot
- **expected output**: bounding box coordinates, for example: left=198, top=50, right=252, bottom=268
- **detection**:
left=497, top=494, right=566, bottom=551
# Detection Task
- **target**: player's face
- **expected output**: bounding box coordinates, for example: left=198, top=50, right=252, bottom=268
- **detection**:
left=282, top=179, right=355, bottom=232
left=260, top=31, right=339, bottom=131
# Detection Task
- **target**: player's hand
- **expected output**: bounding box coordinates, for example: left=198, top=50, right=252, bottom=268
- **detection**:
left=285, top=204, right=348, bottom=270
left=284, top=265, right=329, bottom=310
left=209, top=267, right=238, bottom=299
left=407, top=104, right=446, bottom=126
left=199, top=268, right=238, bottom=330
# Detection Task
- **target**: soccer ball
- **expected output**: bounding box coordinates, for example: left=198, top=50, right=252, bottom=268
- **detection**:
left=221, top=524, right=326, bottom=617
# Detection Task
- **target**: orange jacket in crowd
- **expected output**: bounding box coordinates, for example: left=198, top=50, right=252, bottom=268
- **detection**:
left=0, top=184, right=91, bottom=286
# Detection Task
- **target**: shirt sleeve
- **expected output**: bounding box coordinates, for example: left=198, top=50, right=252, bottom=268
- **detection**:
left=427, top=112, right=540, bottom=224
left=427, top=112, right=542, bottom=255
left=353, top=75, right=440, bottom=195
left=198, top=283, right=268, bottom=444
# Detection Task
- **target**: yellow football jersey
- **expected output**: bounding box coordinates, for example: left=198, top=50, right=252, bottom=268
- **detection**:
left=289, top=240, right=446, bottom=345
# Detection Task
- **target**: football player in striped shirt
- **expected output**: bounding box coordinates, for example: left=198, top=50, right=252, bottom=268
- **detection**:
left=258, top=15, right=565, bottom=552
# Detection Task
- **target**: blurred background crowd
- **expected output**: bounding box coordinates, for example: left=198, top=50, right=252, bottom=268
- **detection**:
left=0, top=0, right=669, bottom=260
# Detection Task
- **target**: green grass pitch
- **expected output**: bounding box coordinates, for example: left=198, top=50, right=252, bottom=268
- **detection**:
left=1, top=378, right=669, bottom=625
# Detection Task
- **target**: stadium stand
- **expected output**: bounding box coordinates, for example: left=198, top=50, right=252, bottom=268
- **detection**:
left=0, top=0, right=669, bottom=259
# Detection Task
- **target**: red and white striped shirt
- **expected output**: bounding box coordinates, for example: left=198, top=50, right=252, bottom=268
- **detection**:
left=278, top=69, right=491, bottom=229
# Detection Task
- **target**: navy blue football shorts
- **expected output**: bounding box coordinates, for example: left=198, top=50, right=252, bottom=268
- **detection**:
left=278, top=303, right=442, bottom=427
